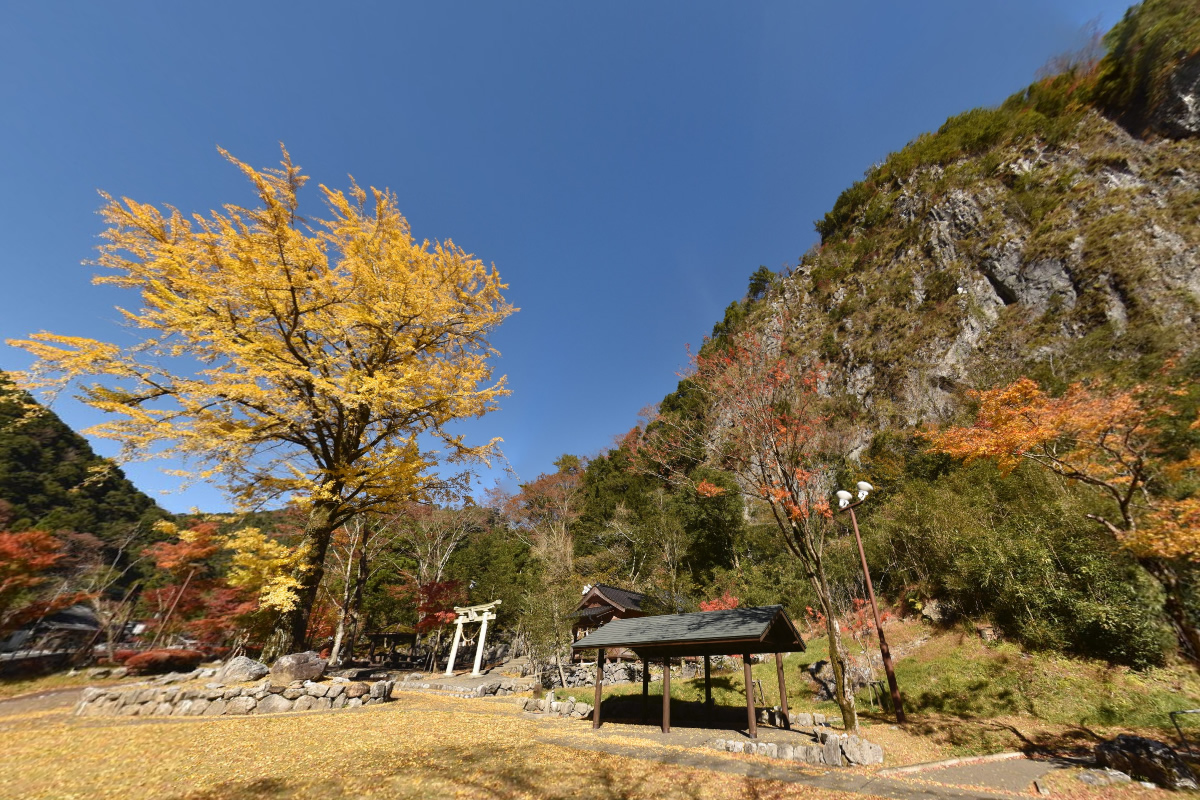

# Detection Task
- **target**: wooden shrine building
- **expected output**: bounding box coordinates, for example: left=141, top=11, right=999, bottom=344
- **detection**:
left=571, top=584, right=646, bottom=659
left=571, top=605, right=805, bottom=738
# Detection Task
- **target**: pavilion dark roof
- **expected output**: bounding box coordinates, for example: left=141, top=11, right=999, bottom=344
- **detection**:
left=571, top=605, right=804, bottom=658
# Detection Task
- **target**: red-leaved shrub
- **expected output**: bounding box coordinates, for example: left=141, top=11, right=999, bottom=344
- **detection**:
left=123, top=649, right=205, bottom=675
left=111, top=649, right=139, bottom=664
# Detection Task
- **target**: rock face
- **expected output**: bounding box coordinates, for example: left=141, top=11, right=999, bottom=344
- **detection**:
left=1095, top=734, right=1199, bottom=790
left=1152, top=52, right=1200, bottom=139
left=217, top=656, right=269, bottom=684
left=270, top=652, right=327, bottom=684
left=724, top=88, right=1200, bottom=446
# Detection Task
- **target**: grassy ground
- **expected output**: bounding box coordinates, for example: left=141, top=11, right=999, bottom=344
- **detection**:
left=593, top=619, right=1200, bottom=757
left=0, top=692, right=888, bottom=800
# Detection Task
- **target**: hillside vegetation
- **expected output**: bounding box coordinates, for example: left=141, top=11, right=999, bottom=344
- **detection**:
left=3, top=3, right=1198, bottom=717
left=0, top=372, right=162, bottom=539
left=565, top=0, right=1200, bottom=678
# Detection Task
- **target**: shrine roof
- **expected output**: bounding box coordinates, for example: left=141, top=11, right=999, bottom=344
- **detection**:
left=575, top=583, right=646, bottom=616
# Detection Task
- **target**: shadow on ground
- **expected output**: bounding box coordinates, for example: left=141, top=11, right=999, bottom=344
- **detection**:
left=164, top=742, right=735, bottom=800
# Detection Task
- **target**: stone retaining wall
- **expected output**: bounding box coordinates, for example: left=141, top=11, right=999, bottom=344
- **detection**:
left=75, top=678, right=396, bottom=717
left=517, top=691, right=593, bottom=719
left=710, top=728, right=884, bottom=766
left=400, top=675, right=535, bottom=697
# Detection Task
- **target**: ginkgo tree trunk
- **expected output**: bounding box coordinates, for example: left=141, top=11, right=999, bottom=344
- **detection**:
left=9, top=147, right=514, bottom=662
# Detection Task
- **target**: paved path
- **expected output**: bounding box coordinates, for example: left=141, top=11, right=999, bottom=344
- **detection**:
left=907, top=758, right=1065, bottom=793
left=543, top=732, right=1031, bottom=800
left=0, top=687, right=81, bottom=716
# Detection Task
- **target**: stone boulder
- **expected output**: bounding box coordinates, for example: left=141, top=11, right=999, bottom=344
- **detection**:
left=226, top=696, right=257, bottom=715
left=257, top=694, right=293, bottom=714
left=344, top=681, right=370, bottom=699
left=841, top=735, right=884, bottom=766
left=217, top=655, right=270, bottom=683
left=1096, top=735, right=1198, bottom=790
left=1151, top=51, right=1200, bottom=139
left=270, top=652, right=327, bottom=684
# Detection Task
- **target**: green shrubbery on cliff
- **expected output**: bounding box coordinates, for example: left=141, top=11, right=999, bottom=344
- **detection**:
left=568, top=0, right=1200, bottom=672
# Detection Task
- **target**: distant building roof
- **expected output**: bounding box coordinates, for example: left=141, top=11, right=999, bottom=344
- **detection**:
left=571, top=605, right=805, bottom=658
left=39, top=604, right=101, bottom=632
left=574, top=583, right=646, bottom=618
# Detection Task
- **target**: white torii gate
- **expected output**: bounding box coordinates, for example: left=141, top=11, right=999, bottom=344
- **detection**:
left=444, top=599, right=501, bottom=676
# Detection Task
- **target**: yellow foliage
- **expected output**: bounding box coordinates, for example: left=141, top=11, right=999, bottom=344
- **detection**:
left=8, top=146, right=514, bottom=519
left=1124, top=498, right=1200, bottom=562
left=223, top=527, right=302, bottom=612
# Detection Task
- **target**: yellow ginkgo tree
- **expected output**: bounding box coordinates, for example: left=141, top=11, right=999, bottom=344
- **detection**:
left=9, top=147, right=515, bottom=659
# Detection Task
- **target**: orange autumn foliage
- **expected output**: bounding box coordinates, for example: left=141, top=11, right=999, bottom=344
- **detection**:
left=1129, top=498, right=1200, bottom=561
left=698, top=592, right=739, bottom=611
left=922, top=377, right=1156, bottom=486
left=0, top=530, right=70, bottom=633
left=923, top=377, right=1198, bottom=562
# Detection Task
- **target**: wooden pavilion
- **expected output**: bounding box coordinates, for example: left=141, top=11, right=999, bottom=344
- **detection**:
left=571, top=605, right=805, bottom=738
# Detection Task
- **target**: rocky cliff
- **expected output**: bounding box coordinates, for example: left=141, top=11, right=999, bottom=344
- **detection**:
left=748, top=0, right=1200, bottom=444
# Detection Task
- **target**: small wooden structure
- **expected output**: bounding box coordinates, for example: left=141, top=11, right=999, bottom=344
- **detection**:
left=571, top=605, right=805, bottom=738
left=364, top=631, right=417, bottom=667
left=572, top=584, right=647, bottom=661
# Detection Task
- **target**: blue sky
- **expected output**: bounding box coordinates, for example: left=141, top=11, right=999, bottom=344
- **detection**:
left=0, top=1, right=1131, bottom=513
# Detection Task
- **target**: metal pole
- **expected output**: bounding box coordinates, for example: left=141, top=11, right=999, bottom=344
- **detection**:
left=847, top=505, right=905, bottom=724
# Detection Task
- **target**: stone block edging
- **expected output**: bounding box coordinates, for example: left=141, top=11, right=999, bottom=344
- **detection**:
left=710, top=730, right=884, bottom=767
left=75, top=678, right=396, bottom=718
left=516, top=692, right=593, bottom=719
left=400, top=675, right=535, bottom=697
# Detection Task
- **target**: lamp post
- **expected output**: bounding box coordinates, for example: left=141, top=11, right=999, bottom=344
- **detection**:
left=837, top=481, right=906, bottom=724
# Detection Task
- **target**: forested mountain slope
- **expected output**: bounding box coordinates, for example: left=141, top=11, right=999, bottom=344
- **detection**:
left=753, top=0, right=1199, bottom=437
left=0, top=371, right=163, bottom=540
left=577, top=0, right=1200, bottom=671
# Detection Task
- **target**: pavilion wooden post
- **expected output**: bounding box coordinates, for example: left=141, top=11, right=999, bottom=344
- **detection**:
left=662, top=657, right=671, bottom=734
left=641, top=657, right=649, bottom=723
left=592, top=648, right=605, bottom=730
left=774, top=652, right=790, bottom=730
left=704, top=655, right=713, bottom=719
left=743, top=653, right=757, bottom=739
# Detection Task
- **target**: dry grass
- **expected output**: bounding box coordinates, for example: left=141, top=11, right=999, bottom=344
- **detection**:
left=0, top=692, right=889, bottom=800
